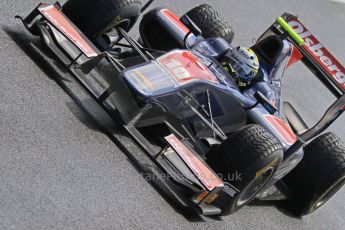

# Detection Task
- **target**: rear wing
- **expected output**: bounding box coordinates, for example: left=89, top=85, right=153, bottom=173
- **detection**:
left=258, top=13, right=345, bottom=142
left=287, top=16, right=345, bottom=96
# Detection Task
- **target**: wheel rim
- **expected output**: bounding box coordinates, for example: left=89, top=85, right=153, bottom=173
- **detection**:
left=116, top=19, right=132, bottom=31
left=314, top=176, right=345, bottom=210
left=236, top=167, right=275, bottom=207
left=98, top=19, right=132, bottom=38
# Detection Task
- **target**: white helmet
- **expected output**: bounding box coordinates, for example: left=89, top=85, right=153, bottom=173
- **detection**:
left=222, top=46, right=260, bottom=85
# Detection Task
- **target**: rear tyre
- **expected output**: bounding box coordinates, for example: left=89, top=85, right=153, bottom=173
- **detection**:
left=62, top=0, right=142, bottom=38
left=283, top=133, right=345, bottom=217
left=207, top=125, right=283, bottom=215
left=184, top=4, right=234, bottom=44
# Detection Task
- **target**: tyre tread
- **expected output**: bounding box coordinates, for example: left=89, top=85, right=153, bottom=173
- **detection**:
left=283, top=133, right=345, bottom=216
left=185, top=4, right=234, bottom=43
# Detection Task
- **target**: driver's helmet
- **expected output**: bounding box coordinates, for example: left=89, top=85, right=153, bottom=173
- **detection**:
left=222, top=46, right=260, bottom=86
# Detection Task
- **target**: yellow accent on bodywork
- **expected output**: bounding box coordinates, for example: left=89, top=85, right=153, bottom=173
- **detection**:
left=276, top=17, right=304, bottom=46
left=133, top=70, right=154, bottom=90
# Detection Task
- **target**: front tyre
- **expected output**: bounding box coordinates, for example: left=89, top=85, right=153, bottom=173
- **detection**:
left=184, top=4, right=235, bottom=44
left=62, top=0, right=142, bottom=39
left=207, top=125, right=283, bottom=215
left=283, top=133, right=345, bottom=217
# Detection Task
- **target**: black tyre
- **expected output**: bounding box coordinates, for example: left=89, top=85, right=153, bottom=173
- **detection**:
left=283, top=133, right=345, bottom=217
left=207, top=125, right=283, bottom=215
left=62, top=0, right=142, bottom=38
left=184, top=4, right=234, bottom=44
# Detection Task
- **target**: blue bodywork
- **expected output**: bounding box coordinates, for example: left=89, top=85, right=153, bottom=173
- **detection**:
left=123, top=37, right=304, bottom=182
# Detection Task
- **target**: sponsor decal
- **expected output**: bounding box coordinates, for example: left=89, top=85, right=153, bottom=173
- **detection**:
left=264, top=115, right=297, bottom=145
left=223, top=183, right=239, bottom=198
left=165, top=134, right=224, bottom=191
left=38, top=4, right=97, bottom=58
left=158, top=50, right=219, bottom=85
left=255, top=158, right=278, bottom=179
left=195, top=191, right=209, bottom=202
left=130, top=70, right=155, bottom=90
left=288, top=19, right=345, bottom=90
left=204, top=194, right=219, bottom=204
left=161, top=9, right=190, bottom=35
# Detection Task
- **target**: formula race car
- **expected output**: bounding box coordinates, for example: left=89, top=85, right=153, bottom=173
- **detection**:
left=17, top=0, right=345, bottom=217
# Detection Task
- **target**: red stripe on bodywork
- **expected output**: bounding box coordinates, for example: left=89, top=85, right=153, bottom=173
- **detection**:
left=264, top=115, right=297, bottom=145
left=289, top=19, right=345, bottom=91
left=161, top=9, right=190, bottom=35
left=287, top=45, right=303, bottom=68
left=38, top=4, right=97, bottom=58
left=157, top=50, right=219, bottom=85
left=165, top=134, right=224, bottom=191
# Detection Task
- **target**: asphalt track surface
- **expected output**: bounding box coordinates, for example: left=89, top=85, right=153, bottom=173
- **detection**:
left=1, top=0, right=345, bottom=229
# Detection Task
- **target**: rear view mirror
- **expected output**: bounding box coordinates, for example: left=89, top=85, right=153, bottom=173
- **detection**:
left=180, top=15, right=202, bottom=36
left=254, top=91, right=278, bottom=114
left=180, top=15, right=202, bottom=48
